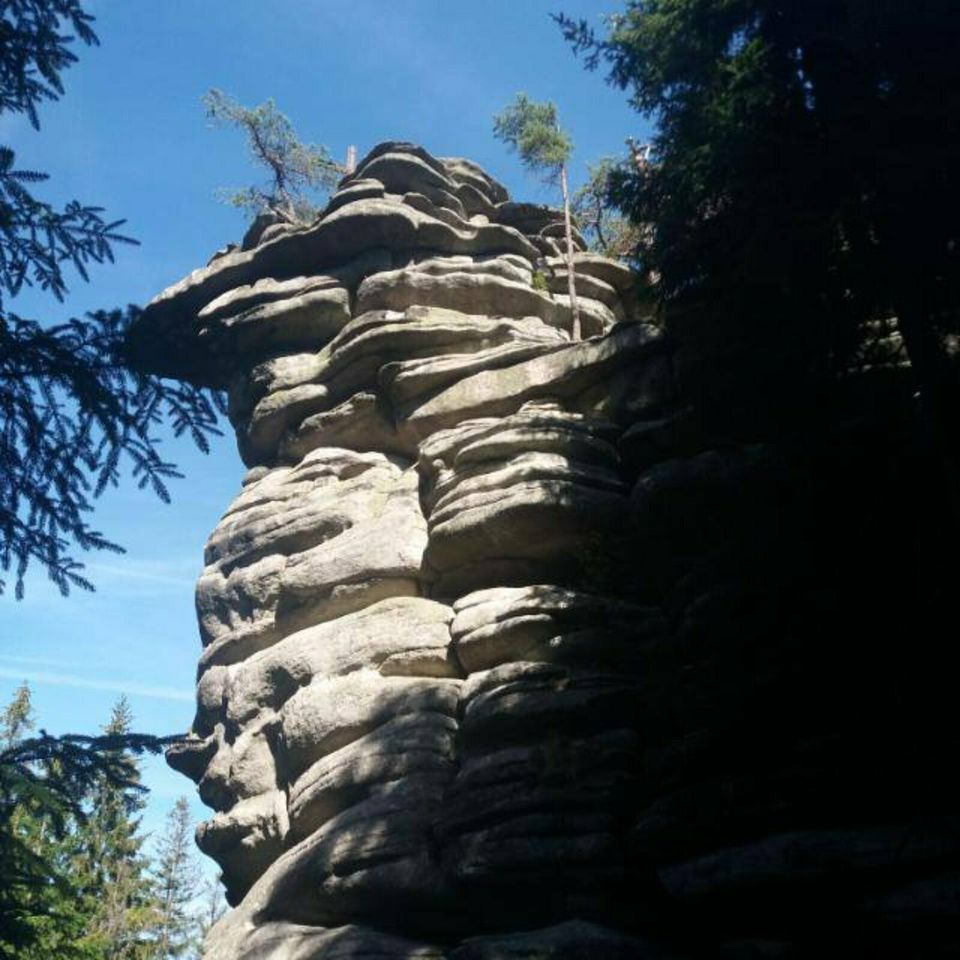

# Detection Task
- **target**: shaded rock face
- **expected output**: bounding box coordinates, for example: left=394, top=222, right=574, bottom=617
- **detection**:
left=139, top=143, right=956, bottom=960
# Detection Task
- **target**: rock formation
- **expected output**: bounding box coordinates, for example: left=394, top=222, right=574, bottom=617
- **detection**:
left=131, top=142, right=958, bottom=959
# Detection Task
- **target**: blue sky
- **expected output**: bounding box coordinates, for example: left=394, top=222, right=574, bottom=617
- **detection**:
left=0, top=0, right=649, bottom=856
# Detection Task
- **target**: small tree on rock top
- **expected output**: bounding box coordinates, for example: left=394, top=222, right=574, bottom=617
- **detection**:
left=203, top=89, right=342, bottom=225
left=571, top=155, right=641, bottom=260
left=493, top=94, right=582, bottom=339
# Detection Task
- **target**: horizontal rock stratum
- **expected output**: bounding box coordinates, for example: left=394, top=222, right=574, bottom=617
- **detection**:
left=135, top=143, right=956, bottom=959
left=136, top=142, right=668, bottom=959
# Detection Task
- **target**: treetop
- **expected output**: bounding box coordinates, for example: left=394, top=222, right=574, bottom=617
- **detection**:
left=203, top=88, right=341, bottom=223
left=493, top=93, right=572, bottom=184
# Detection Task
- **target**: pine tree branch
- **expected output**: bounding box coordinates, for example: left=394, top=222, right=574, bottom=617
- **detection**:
left=0, top=307, right=225, bottom=597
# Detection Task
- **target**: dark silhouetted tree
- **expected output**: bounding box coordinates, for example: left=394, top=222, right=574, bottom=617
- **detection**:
left=556, top=2, right=960, bottom=489
left=0, top=1, right=224, bottom=598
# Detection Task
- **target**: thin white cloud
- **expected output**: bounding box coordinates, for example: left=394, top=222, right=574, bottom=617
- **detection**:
left=0, top=667, right=193, bottom=702
left=0, top=653, right=84, bottom=669
left=85, top=561, right=198, bottom=587
left=0, top=558, right=200, bottom=607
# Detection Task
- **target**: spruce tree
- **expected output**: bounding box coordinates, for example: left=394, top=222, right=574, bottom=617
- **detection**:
left=556, top=1, right=960, bottom=493
left=191, top=876, right=227, bottom=960
left=0, top=0, right=225, bottom=599
left=0, top=684, right=93, bottom=959
left=76, top=697, right=156, bottom=960
left=150, top=797, right=201, bottom=959
left=0, top=686, right=171, bottom=958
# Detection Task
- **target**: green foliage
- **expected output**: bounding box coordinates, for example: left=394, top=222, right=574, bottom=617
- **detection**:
left=0, top=0, right=98, bottom=129
left=1, top=684, right=32, bottom=747
left=556, top=2, right=960, bottom=454
left=494, top=94, right=584, bottom=338
left=151, top=797, right=202, bottom=959
left=73, top=698, right=157, bottom=960
left=1, top=308, right=225, bottom=598
left=0, top=9, right=223, bottom=949
left=0, top=688, right=172, bottom=959
left=203, top=89, right=341, bottom=223
left=0, top=3, right=129, bottom=309
left=0, top=702, right=171, bottom=837
left=530, top=269, right=549, bottom=293
left=0, top=687, right=210, bottom=959
left=570, top=156, right=640, bottom=259
left=0, top=1, right=225, bottom=598
left=492, top=93, right=572, bottom=185
left=0, top=146, right=136, bottom=307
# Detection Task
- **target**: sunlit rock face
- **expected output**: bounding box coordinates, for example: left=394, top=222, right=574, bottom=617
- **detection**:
left=135, top=142, right=668, bottom=958
left=136, top=142, right=959, bottom=959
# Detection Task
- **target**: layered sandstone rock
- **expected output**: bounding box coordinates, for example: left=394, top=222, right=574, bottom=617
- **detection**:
left=141, top=142, right=667, bottom=959
left=137, top=142, right=956, bottom=960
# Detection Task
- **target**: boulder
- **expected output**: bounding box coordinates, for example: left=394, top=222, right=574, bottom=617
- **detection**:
left=204, top=921, right=443, bottom=960
left=417, top=403, right=629, bottom=595
left=195, top=450, right=426, bottom=669
left=450, top=921, right=675, bottom=959
left=324, top=177, right=386, bottom=216
left=450, top=585, right=662, bottom=675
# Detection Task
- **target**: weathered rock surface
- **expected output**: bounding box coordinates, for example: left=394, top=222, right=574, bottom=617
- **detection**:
left=450, top=585, right=662, bottom=674
left=418, top=401, right=629, bottom=596
left=133, top=141, right=955, bottom=960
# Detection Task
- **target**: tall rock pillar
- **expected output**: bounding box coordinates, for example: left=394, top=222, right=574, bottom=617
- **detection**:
left=130, top=142, right=671, bottom=959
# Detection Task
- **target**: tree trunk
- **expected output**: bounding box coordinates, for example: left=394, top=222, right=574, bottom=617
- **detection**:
left=559, top=164, right=581, bottom=341
left=889, top=282, right=960, bottom=526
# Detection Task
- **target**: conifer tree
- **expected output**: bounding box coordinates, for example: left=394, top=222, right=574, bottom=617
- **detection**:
left=191, top=876, right=227, bottom=960
left=0, top=684, right=94, bottom=959
left=0, top=685, right=171, bottom=958
left=151, top=797, right=201, bottom=959
left=0, top=0, right=225, bottom=599
left=1, top=683, right=31, bottom=747
left=203, top=89, right=342, bottom=224
left=0, top=683, right=39, bottom=952
left=493, top=94, right=582, bottom=339
left=556, top=1, right=960, bottom=496
left=571, top=156, right=640, bottom=260
left=76, top=697, right=156, bottom=959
